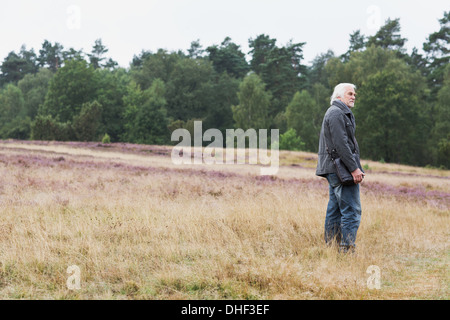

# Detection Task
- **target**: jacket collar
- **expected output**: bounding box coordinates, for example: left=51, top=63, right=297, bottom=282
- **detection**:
left=332, top=99, right=356, bottom=128
left=332, top=100, right=352, bottom=114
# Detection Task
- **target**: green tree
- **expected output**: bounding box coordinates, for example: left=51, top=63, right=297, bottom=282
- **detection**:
left=88, top=39, right=118, bottom=70
left=130, top=50, right=152, bottom=69
left=18, top=68, right=54, bottom=119
left=131, top=49, right=182, bottom=90
left=124, top=79, right=169, bottom=145
left=88, top=39, right=108, bottom=69
left=307, top=50, right=335, bottom=88
left=38, top=40, right=64, bottom=72
left=0, top=84, right=30, bottom=138
left=206, top=37, right=250, bottom=78
left=366, top=18, right=407, bottom=54
left=122, top=80, right=146, bottom=141
left=95, top=68, right=129, bottom=141
left=0, top=84, right=24, bottom=121
left=40, top=58, right=98, bottom=122
left=354, top=59, right=427, bottom=165
left=232, top=73, right=270, bottom=130
left=407, top=47, right=429, bottom=78
left=62, top=47, right=85, bottom=62
left=249, top=34, right=307, bottom=120
left=203, top=71, right=240, bottom=132
left=285, top=90, right=321, bottom=152
left=423, top=11, right=449, bottom=95
left=19, top=45, right=39, bottom=74
left=0, top=46, right=38, bottom=85
left=433, top=64, right=450, bottom=168
left=326, top=45, right=398, bottom=89
left=248, top=34, right=276, bottom=74
left=341, top=30, right=366, bottom=62
left=188, top=39, right=204, bottom=59
left=72, top=100, right=103, bottom=141
left=310, top=82, right=331, bottom=113
left=322, top=56, right=348, bottom=89
left=165, top=57, right=216, bottom=121
left=0, top=51, right=28, bottom=85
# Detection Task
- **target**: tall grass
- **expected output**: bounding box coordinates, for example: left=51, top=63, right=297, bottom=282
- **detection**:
left=0, top=140, right=448, bottom=299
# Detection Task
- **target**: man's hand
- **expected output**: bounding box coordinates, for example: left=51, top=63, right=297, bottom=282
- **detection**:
left=351, top=168, right=365, bottom=184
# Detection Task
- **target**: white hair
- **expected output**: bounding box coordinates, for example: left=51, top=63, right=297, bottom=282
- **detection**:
left=330, top=83, right=356, bottom=105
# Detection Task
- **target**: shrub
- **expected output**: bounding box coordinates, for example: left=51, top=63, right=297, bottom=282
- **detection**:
left=31, top=115, right=73, bottom=141
left=279, top=128, right=305, bottom=151
left=102, top=133, right=111, bottom=144
left=72, top=100, right=102, bottom=142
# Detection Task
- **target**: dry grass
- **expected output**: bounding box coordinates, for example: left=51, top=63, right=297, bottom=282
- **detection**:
left=0, top=140, right=448, bottom=300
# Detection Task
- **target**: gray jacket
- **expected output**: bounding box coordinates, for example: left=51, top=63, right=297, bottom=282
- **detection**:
left=316, top=100, right=362, bottom=177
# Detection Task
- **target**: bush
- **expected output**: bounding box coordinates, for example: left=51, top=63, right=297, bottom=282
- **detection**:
left=0, top=116, right=31, bottom=140
left=279, top=128, right=305, bottom=151
left=102, top=133, right=111, bottom=144
left=72, top=100, right=102, bottom=142
left=31, top=115, right=73, bottom=141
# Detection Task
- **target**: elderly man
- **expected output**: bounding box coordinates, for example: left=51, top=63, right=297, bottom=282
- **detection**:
left=316, top=83, right=365, bottom=253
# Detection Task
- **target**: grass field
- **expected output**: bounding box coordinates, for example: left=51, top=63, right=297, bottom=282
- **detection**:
left=0, top=139, right=448, bottom=299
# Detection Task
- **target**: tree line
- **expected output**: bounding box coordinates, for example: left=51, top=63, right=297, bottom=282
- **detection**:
left=0, top=12, right=448, bottom=168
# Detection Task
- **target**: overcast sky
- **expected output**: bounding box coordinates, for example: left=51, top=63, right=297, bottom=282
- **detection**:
left=1, top=0, right=448, bottom=68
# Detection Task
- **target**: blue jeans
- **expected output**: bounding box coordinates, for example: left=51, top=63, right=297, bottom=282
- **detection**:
left=325, top=173, right=361, bottom=250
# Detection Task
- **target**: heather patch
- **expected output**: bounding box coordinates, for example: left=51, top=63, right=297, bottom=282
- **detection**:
left=362, top=181, right=449, bottom=209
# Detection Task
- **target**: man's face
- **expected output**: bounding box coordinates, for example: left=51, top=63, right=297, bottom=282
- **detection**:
left=338, top=86, right=356, bottom=108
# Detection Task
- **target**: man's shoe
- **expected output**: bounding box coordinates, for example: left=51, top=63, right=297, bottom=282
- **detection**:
left=339, top=245, right=355, bottom=254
